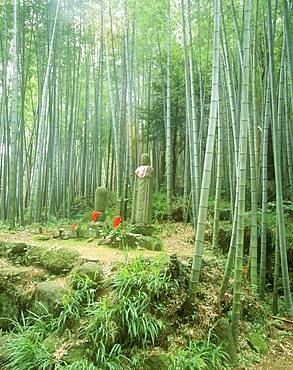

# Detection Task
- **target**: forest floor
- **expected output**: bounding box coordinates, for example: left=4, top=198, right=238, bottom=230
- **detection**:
left=0, top=223, right=195, bottom=262
left=253, top=335, right=293, bottom=369
left=0, top=222, right=293, bottom=369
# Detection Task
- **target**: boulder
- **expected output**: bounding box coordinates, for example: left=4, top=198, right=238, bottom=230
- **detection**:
left=31, top=280, right=68, bottom=315
left=0, top=262, right=45, bottom=329
left=104, top=232, right=163, bottom=251
left=71, top=262, right=103, bottom=285
left=213, top=318, right=237, bottom=365
left=143, top=354, right=170, bottom=370
left=26, top=247, right=79, bottom=274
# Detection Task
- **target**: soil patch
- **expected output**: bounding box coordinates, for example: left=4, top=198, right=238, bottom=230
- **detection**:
left=253, top=336, right=293, bottom=369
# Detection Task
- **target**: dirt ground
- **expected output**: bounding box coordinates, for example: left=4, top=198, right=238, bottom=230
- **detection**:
left=253, top=335, right=293, bottom=370
left=0, top=223, right=195, bottom=263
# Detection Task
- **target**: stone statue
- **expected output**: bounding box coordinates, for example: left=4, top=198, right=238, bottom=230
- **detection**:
left=131, top=153, right=154, bottom=224
left=93, top=187, right=108, bottom=223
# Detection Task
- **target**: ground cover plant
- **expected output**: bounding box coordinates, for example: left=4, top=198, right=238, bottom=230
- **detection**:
left=0, top=248, right=282, bottom=370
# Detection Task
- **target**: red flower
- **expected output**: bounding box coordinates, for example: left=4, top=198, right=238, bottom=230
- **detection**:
left=71, top=223, right=79, bottom=230
left=113, top=216, right=123, bottom=228
left=92, top=210, right=100, bottom=222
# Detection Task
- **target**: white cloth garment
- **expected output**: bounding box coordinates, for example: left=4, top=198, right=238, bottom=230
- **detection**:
left=135, top=165, right=150, bottom=179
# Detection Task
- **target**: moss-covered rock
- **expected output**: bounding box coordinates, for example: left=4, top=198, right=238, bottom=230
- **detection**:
left=31, top=280, right=68, bottom=315
left=1, top=242, right=79, bottom=274
left=248, top=333, right=268, bottom=355
left=71, top=262, right=103, bottom=285
left=42, top=248, right=79, bottom=274
left=129, top=224, right=156, bottom=236
left=143, top=354, right=170, bottom=370
left=42, top=335, right=61, bottom=353
left=63, top=342, right=88, bottom=364
left=120, top=234, right=163, bottom=250
left=0, top=261, right=46, bottom=329
left=26, top=247, right=79, bottom=274
left=135, top=236, right=163, bottom=251
left=0, top=241, right=29, bottom=262
left=104, top=232, right=163, bottom=251
left=213, top=318, right=237, bottom=365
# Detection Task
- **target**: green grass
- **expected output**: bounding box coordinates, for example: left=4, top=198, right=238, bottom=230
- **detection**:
left=169, top=338, right=229, bottom=370
left=0, top=254, right=270, bottom=370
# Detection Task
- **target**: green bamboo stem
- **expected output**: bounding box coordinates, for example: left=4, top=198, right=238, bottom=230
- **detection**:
left=259, top=76, right=270, bottom=300
left=189, top=0, right=221, bottom=302
left=267, top=0, right=293, bottom=319
left=231, top=0, right=252, bottom=344
left=212, top=81, right=223, bottom=250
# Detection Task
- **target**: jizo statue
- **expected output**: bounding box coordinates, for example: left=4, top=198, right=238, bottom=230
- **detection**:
left=131, top=153, right=154, bottom=224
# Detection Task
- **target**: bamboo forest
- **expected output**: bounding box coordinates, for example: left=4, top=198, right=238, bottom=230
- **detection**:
left=0, top=0, right=293, bottom=368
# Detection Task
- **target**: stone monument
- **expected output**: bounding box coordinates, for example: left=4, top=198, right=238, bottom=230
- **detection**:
left=87, top=187, right=108, bottom=238
left=131, top=153, right=154, bottom=225
left=104, top=155, right=162, bottom=251
left=94, top=187, right=109, bottom=223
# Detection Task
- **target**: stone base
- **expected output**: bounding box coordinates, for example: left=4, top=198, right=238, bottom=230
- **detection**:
left=129, top=224, right=156, bottom=236
left=135, top=235, right=163, bottom=251
left=58, top=223, right=105, bottom=240
left=105, top=232, right=163, bottom=251
left=88, top=222, right=104, bottom=237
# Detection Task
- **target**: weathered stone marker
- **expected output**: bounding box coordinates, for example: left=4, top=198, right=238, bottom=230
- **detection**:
left=214, top=318, right=237, bottom=365
left=94, top=187, right=109, bottom=223
left=131, top=153, right=154, bottom=225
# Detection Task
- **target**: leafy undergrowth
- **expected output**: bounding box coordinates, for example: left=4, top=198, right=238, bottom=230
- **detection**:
left=0, top=254, right=272, bottom=370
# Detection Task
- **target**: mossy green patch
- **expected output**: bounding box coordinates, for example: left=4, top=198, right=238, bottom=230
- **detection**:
left=63, top=342, right=89, bottom=364
left=0, top=241, right=28, bottom=260
left=143, top=353, right=170, bottom=370
left=31, top=280, right=68, bottom=316
left=0, top=242, right=79, bottom=275
left=213, top=318, right=237, bottom=365
left=71, top=262, right=103, bottom=285
left=135, top=235, right=163, bottom=251
left=128, top=224, right=156, bottom=236
left=0, top=334, right=11, bottom=365
left=105, top=231, right=163, bottom=251
left=0, top=289, right=20, bottom=329
left=35, top=234, right=51, bottom=241
left=248, top=333, right=268, bottom=355
left=0, top=260, right=46, bottom=329
left=26, top=246, right=79, bottom=274
left=42, top=335, right=61, bottom=353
